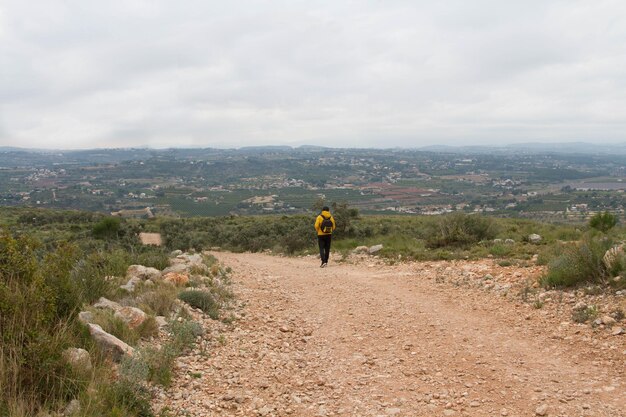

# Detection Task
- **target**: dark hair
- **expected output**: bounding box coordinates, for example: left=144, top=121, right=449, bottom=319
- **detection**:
left=322, top=206, right=330, bottom=211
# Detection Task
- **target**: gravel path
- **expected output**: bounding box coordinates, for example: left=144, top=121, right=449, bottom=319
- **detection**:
left=155, top=252, right=626, bottom=417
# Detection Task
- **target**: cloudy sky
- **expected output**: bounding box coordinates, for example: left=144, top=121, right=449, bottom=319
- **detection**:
left=1, top=0, right=625, bottom=149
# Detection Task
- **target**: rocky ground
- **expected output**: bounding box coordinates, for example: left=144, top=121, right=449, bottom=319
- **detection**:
left=153, top=252, right=625, bottom=417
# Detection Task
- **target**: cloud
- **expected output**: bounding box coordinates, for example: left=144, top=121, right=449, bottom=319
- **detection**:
left=1, top=0, right=626, bottom=149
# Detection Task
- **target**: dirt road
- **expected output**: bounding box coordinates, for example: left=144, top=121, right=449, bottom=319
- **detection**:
left=157, top=253, right=626, bottom=417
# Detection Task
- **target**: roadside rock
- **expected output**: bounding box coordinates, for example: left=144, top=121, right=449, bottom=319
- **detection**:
left=535, top=404, right=548, bottom=416
left=368, top=244, right=384, bottom=254
left=93, top=297, right=122, bottom=312
left=63, top=399, right=81, bottom=416
left=114, top=306, right=148, bottom=328
left=120, top=276, right=142, bottom=292
left=78, top=311, right=94, bottom=324
left=127, top=264, right=162, bottom=281
left=163, top=272, right=190, bottom=286
left=62, top=348, right=92, bottom=374
left=87, top=324, right=134, bottom=362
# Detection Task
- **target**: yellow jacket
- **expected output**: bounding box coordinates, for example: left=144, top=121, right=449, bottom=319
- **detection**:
left=315, top=210, right=336, bottom=236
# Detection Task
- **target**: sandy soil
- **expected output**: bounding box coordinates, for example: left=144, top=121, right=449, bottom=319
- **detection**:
left=155, top=252, right=626, bottom=417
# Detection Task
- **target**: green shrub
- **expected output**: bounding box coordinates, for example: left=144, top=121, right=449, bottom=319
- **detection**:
left=589, top=211, right=618, bottom=232
left=541, top=238, right=609, bottom=288
left=489, top=243, right=512, bottom=257
left=138, top=285, right=178, bottom=316
left=427, top=213, right=497, bottom=248
left=572, top=305, right=598, bottom=323
left=178, top=290, right=219, bottom=319
left=93, top=217, right=122, bottom=240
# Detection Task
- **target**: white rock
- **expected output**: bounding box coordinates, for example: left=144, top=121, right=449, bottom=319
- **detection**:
left=78, top=311, right=93, bottom=324
left=126, top=264, right=162, bottom=281
left=601, top=315, right=617, bottom=326
left=62, top=348, right=92, bottom=373
left=529, top=234, right=542, bottom=244
left=64, top=399, right=80, bottom=416
left=612, top=327, right=624, bottom=336
left=535, top=403, right=548, bottom=416
left=114, top=306, right=148, bottom=329
left=368, top=244, right=384, bottom=254
left=87, top=324, right=134, bottom=362
left=353, top=246, right=369, bottom=254
left=93, top=297, right=122, bottom=312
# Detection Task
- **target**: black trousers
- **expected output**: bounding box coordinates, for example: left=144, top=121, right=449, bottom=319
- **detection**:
left=318, top=234, right=332, bottom=263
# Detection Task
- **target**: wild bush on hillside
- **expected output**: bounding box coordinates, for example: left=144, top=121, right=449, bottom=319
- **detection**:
left=426, top=213, right=497, bottom=248
left=0, top=233, right=88, bottom=414
left=92, top=217, right=122, bottom=239
left=541, top=238, right=609, bottom=288
left=178, top=290, right=219, bottom=319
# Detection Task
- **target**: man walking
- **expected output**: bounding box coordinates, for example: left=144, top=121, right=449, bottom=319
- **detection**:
left=315, top=206, right=336, bottom=267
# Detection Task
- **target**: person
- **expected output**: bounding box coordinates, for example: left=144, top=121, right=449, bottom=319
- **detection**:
left=314, top=206, right=336, bottom=267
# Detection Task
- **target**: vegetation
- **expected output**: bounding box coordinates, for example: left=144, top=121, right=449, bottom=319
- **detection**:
left=2, top=200, right=626, bottom=415
left=0, top=209, right=231, bottom=417
left=589, top=211, right=618, bottom=232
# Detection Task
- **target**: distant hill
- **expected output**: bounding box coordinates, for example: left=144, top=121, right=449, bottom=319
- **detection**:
left=418, top=142, right=626, bottom=155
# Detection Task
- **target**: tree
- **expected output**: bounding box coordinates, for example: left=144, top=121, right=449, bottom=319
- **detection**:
left=589, top=211, right=618, bottom=232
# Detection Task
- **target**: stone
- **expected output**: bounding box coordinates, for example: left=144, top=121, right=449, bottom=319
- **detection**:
left=163, top=272, right=190, bottom=286
left=601, top=315, right=617, bottom=326
left=162, top=263, right=189, bottom=274
left=114, top=306, right=148, bottom=328
left=612, top=327, right=624, bottom=336
left=127, top=264, right=161, bottom=281
left=64, top=399, right=80, bottom=416
left=470, top=401, right=480, bottom=407
left=78, top=311, right=94, bottom=324
left=528, top=234, right=542, bottom=244
left=353, top=246, right=369, bottom=254
left=493, top=239, right=503, bottom=244
left=93, top=297, right=122, bottom=312
left=155, top=316, right=168, bottom=327
left=368, top=244, right=384, bottom=254
left=535, top=403, right=548, bottom=416
left=120, top=276, right=141, bottom=292
left=62, top=348, right=92, bottom=374
left=505, top=239, right=515, bottom=244
left=87, top=324, right=134, bottom=362
left=170, top=249, right=183, bottom=256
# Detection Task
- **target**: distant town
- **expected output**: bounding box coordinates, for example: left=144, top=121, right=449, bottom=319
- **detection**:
left=1, top=145, right=626, bottom=222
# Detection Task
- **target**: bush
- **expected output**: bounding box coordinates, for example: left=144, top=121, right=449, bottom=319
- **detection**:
left=138, top=285, right=178, bottom=316
left=93, top=217, right=122, bottom=240
left=589, top=211, right=618, bottom=232
left=178, top=290, right=219, bottom=319
left=427, top=213, right=497, bottom=248
left=541, top=238, right=609, bottom=288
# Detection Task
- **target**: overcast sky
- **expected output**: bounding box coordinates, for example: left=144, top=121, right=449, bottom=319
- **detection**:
left=1, top=1, right=625, bottom=149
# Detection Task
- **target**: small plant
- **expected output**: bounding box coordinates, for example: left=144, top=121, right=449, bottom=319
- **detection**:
left=532, top=299, right=544, bottom=309
left=138, top=285, right=178, bottom=316
left=498, top=260, right=513, bottom=267
left=572, top=305, right=598, bottom=323
left=610, top=308, right=625, bottom=322
left=178, top=290, right=219, bottom=319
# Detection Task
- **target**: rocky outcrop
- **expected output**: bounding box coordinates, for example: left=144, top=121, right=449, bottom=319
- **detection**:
left=87, top=324, right=134, bottom=362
